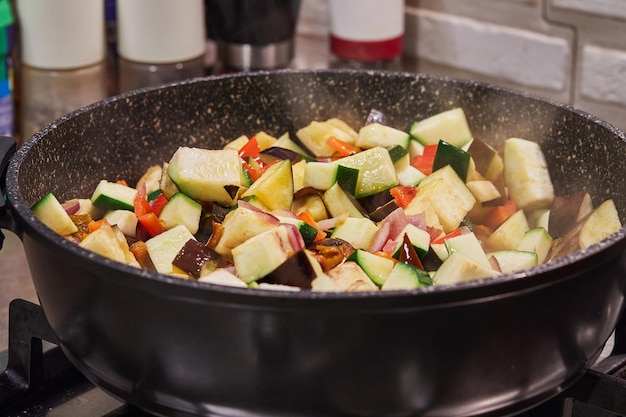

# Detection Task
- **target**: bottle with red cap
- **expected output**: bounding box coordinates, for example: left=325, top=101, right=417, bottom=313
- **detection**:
left=328, top=0, right=404, bottom=69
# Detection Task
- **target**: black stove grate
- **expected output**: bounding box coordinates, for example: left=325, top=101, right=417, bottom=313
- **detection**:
left=2, top=298, right=626, bottom=417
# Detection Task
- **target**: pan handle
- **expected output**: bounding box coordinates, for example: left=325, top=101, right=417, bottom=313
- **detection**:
left=0, top=135, right=18, bottom=249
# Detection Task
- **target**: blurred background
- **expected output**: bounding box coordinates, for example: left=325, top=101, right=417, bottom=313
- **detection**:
left=299, top=0, right=626, bottom=132
left=1, top=0, right=626, bottom=349
left=3, top=0, right=625, bottom=147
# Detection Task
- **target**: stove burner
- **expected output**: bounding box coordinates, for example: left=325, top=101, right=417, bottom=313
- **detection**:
left=1, top=299, right=626, bottom=417
left=0, top=299, right=143, bottom=416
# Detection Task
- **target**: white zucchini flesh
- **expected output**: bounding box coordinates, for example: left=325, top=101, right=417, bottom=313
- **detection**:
left=167, top=147, right=244, bottom=206
left=488, top=250, right=538, bottom=274
left=381, top=262, right=432, bottom=291
left=504, top=137, right=555, bottom=210
left=241, top=159, right=294, bottom=211
left=410, top=108, right=473, bottom=148
left=31, top=193, right=79, bottom=236
left=434, top=251, right=499, bottom=285
left=296, top=119, right=357, bottom=157
left=104, top=209, right=138, bottom=237
left=517, top=227, right=553, bottom=264
left=158, top=192, right=203, bottom=235
left=90, top=180, right=137, bottom=211
left=486, top=209, right=530, bottom=252
left=444, top=232, right=491, bottom=269
left=331, top=217, right=379, bottom=250
left=231, top=224, right=302, bottom=283
left=413, top=165, right=476, bottom=233
left=79, top=224, right=139, bottom=267
left=349, top=250, right=395, bottom=287
left=145, top=225, right=196, bottom=275
left=213, top=207, right=278, bottom=258
left=319, top=261, right=378, bottom=292
left=579, top=199, right=622, bottom=249
left=356, top=123, right=410, bottom=150
left=333, top=146, right=398, bottom=198
left=322, top=182, right=365, bottom=218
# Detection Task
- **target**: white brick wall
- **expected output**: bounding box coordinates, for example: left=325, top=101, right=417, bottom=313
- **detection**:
left=580, top=45, right=626, bottom=105
left=297, top=0, right=626, bottom=131
left=553, top=0, right=626, bottom=20
left=405, top=9, right=570, bottom=90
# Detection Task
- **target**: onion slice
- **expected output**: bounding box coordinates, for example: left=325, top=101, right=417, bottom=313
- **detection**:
left=62, top=199, right=81, bottom=215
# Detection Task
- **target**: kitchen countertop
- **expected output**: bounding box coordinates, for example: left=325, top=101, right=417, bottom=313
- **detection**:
left=0, top=34, right=417, bottom=351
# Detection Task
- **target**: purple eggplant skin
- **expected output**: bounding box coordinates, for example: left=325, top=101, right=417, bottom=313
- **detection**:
left=260, top=250, right=318, bottom=289
left=419, top=247, right=444, bottom=272
left=358, top=189, right=394, bottom=213
left=261, top=146, right=304, bottom=162
left=173, top=239, right=225, bottom=279
left=357, top=190, right=399, bottom=222
left=368, top=199, right=401, bottom=222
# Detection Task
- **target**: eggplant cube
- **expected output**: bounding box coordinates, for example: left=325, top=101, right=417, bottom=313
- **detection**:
left=548, top=192, right=593, bottom=238
left=214, top=206, right=279, bottom=258
left=260, top=250, right=324, bottom=289
left=413, top=165, right=476, bottom=233
left=232, top=224, right=305, bottom=283
left=145, top=225, right=196, bottom=275
left=80, top=223, right=139, bottom=267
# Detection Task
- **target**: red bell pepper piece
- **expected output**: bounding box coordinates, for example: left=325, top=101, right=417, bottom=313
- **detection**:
left=242, top=158, right=281, bottom=183
left=137, top=212, right=164, bottom=237
left=87, top=218, right=110, bottom=234
left=327, top=136, right=361, bottom=157
left=134, top=188, right=153, bottom=217
left=483, top=199, right=517, bottom=230
left=390, top=185, right=417, bottom=208
left=431, top=228, right=462, bottom=245
left=150, top=193, right=169, bottom=216
left=411, top=144, right=438, bottom=176
left=242, top=160, right=262, bottom=182
left=238, top=136, right=261, bottom=159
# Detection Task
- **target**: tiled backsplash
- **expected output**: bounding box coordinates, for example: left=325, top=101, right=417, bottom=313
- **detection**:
left=298, top=0, right=626, bottom=132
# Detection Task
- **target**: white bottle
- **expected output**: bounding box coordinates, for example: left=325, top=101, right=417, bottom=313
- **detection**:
left=17, top=0, right=107, bottom=144
left=328, top=0, right=405, bottom=68
left=116, top=0, right=206, bottom=92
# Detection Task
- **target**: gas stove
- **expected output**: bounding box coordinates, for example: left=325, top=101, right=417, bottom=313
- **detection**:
left=2, top=299, right=626, bottom=417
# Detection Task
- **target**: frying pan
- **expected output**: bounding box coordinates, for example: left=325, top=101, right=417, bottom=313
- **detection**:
left=1, top=70, right=626, bottom=417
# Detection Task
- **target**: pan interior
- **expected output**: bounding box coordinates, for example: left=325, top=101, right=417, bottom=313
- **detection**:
left=9, top=70, right=626, bottom=284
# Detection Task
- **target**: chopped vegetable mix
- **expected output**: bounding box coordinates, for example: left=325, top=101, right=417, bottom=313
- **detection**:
left=31, top=107, right=623, bottom=292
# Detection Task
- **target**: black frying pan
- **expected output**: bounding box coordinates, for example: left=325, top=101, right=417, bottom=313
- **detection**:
left=1, top=70, right=626, bottom=417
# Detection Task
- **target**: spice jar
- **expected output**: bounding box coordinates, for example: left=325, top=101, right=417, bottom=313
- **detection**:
left=16, top=0, right=107, bottom=144
left=328, top=0, right=405, bottom=70
left=116, top=0, right=206, bottom=92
